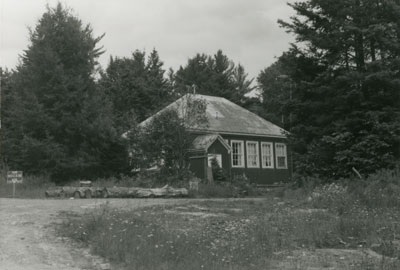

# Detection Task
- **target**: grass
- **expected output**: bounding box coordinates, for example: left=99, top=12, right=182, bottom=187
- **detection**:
left=58, top=190, right=400, bottom=269
left=2, top=168, right=399, bottom=268
left=0, top=173, right=152, bottom=198
left=0, top=169, right=260, bottom=199
left=0, top=174, right=54, bottom=198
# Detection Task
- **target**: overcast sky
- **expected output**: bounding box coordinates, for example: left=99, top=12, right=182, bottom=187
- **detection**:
left=0, top=0, right=296, bottom=80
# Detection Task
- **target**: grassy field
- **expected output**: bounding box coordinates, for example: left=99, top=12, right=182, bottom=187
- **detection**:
left=0, top=174, right=54, bottom=198
left=3, top=169, right=399, bottom=269
left=58, top=177, right=400, bottom=269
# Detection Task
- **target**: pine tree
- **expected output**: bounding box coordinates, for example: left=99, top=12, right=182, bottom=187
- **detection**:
left=232, top=64, right=255, bottom=103
left=174, top=50, right=254, bottom=103
left=174, top=53, right=216, bottom=95
left=100, top=49, right=172, bottom=127
left=2, top=3, right=126, bottom=181
left=276, top=0, right=400, bottom=177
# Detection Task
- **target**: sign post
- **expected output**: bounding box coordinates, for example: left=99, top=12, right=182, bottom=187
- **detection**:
left=7, top=171, right=23, bottom=198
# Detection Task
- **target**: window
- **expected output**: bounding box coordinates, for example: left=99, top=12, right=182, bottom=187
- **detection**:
left=261, top=142, right=274, bottom=168
left=275, top=143, right=287, bottom=169
left=231, top=140, right=244, bottom=167
left=246, top=141, right=259, bottom=168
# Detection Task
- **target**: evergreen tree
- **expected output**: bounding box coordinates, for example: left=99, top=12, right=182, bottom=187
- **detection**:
left=174, top=50, right=254, bottom=103
left=275, top=0, right=400, bottom=177
left=0, top=68, right=16, bottom=169
left=232, top=64, right=255, bottom=103
left=174, top=53, right=216, bottom=95
left=1, top=3, right=127, bottom=181
left=100, top=49, right=172, bottom=127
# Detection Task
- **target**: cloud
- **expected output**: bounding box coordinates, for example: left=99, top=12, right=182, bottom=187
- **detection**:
left=0, top=0, right=296, bottom=79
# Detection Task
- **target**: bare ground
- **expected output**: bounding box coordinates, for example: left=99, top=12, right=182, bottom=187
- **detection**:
left=0, top=198, right=185, bottom=270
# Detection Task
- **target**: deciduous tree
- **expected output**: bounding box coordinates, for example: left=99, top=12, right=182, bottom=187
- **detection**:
left=129, top=95, right=208, bottom=177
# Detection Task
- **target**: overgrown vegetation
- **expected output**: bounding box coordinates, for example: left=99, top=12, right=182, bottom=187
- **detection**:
left=58, top=169, right=400, bottom=269
left=128, top=94, right=208, bottom=178
left=0, top=174, right=54, bottom=198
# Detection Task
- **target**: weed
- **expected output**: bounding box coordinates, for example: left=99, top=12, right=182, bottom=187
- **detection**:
left=58, top=197, right=400, bottom=269
left=0, top=174, right=53, bottom=198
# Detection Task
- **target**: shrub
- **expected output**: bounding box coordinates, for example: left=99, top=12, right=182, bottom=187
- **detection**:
left=231, top=174, right=258, bottom=197
left=210, top=157, right=227, bottom=182
left=196, top=182, right=236, bottom=198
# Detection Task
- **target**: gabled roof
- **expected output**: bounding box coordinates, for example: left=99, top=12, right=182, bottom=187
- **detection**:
left=140, top=94, right=287, bottom=138
left=192, top=134, right=231, bottom=152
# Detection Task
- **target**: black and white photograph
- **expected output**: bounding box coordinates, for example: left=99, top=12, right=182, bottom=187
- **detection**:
left=0, top=0, right=399, bottom=269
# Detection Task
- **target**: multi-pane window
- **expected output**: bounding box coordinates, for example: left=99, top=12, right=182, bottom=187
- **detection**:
left=231, top=140, right=244, bottom=167
left=261, top=142, right=274, bottom=168
left=246, top=141, right=259, bottom=168
left=275, top=143, right=287, bottom=169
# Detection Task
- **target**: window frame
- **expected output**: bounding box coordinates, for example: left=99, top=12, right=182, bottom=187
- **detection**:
left=246, top=141, right=260, bottom=168
left=261, top=142, right=274, bottom=169
left=231, top=140, right=245, bottom=168
left=275, top=143, right=288, bottom=169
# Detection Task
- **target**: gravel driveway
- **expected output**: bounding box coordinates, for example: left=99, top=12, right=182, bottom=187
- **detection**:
left=0, top=198, right=184, bottom=270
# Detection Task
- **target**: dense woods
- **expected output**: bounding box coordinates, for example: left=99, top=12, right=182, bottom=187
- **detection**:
left=263, top=0, right=400, bottom=177
left=1, top=1, right=399, bottom=182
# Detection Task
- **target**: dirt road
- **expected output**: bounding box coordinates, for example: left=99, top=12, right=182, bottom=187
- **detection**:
left=0, top=198, right=183, bottom=270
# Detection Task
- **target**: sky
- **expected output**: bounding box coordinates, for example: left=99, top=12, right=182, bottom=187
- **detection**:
left=0, top=0, right=296, bottom=80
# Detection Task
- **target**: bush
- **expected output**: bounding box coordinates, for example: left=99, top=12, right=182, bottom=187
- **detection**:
left=210, top=157, right=227, bottom=182
left=231, top=174, right=259, bottom=197
left=196, top=182, right=236, bottom=198
left=193, top=174, right=260, bottom=198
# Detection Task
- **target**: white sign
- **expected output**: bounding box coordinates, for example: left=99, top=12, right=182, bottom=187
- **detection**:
left=7, top=171, right=23, bottom=184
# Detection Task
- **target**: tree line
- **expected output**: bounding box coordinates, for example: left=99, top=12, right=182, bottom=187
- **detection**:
left=1, top=1, right=399, bottom=182
left=0, top=3, right=255, bottom=182
left=260, top=0, right=400, bottom=178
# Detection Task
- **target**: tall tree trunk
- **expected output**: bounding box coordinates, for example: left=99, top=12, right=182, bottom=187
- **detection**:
left=370, top=38, right=376, bottom=61
left=354, top=0, right=365, bottom=71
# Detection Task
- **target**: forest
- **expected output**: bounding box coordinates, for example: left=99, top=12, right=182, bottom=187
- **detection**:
left=1, top=1, right=399, bottom=183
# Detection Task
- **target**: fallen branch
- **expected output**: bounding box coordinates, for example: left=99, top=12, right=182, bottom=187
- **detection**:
left=352, top=167, right=363, bottom=180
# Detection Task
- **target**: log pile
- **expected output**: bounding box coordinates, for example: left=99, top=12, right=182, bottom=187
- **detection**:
left=45, top=185, right=188, bottom=199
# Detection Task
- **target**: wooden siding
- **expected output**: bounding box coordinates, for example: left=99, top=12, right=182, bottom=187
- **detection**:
left=188, top=132, right=292, bottom=184
left=189, top=155, right=207, bottom=180
left=220, top=134, right=291, bottom=185
left=207, top=139, right=231, bottom=178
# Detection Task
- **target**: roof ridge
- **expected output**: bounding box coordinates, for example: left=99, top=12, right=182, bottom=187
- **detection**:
left=202, top=94, right=284, bottom=130
left=138, top=93, right=287, bottom=137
